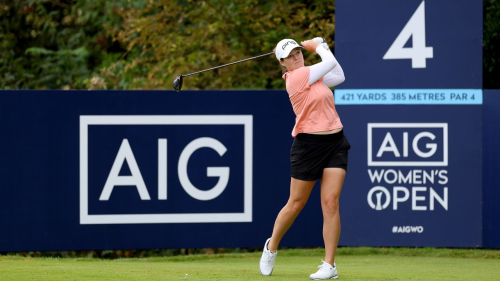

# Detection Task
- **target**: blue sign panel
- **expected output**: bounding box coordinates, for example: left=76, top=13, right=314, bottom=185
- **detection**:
left=81, top=115, right=252, bottom=223
left=335, top=0, right=482, bottom=89
left=0, top=90, right=484, bottom=251
left=338, top=104, right=482, bottom=247
left=482, top=90, right=500, bottom=249
left=333, top=0, right=484, bottom=248
left=0, top=90, right=330, bottom=252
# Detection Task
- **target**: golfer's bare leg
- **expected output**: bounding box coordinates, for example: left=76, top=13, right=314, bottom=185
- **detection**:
left=267, top=177, right=316, bottom=253
left=320, top=168, right=346, bottom=265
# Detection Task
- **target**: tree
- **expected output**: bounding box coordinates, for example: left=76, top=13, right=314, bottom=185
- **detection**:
left=0, top=0, right=144, bottom=89
left=100, top=0, right=337, bottom=90
left=2, top=1, right=498, bottom=90
left=484, top=0, right=500, bottom=89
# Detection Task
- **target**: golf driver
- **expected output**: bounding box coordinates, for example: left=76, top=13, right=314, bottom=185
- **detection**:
left=173, top=51, right=274, bottom=92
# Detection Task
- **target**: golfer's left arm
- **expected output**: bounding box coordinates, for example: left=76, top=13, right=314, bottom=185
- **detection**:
left=303, top=39, right=345, bottom=87
left=322, top=53, right=345, bottom=88
left=313, top=47, right=345, bottom=87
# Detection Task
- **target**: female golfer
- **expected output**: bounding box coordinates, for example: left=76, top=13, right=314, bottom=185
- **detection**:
left=259, top=38, right=348, bottom=280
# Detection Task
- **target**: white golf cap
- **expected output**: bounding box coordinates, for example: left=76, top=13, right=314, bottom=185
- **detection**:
left=275, top=39, right=302, bottom=60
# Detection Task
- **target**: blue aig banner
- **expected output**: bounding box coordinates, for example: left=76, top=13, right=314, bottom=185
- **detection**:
left=0, top=91, right=485, bottom=251
left=81, top=115, right=252, bottom=223
left=0, top=90, right=336, bottom=252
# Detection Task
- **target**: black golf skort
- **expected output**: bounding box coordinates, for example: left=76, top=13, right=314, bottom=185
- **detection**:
left=290, top=130, right=351, bottom=181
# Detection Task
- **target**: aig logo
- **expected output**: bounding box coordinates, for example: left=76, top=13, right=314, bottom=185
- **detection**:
left=368, top=123, right=448, bottom=166
left=79, top=115, right=253, bottom=224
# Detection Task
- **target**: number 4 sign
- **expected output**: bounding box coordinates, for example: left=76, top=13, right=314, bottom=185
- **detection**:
left=383, top=1, right=434, bottom=68
left=335, top=0, right=482, bottom=89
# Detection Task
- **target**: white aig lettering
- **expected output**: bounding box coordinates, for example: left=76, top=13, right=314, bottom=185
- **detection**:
left=376, top=132, right=437, bottom=158
left=178, top=137, right=229, bottom=201
left=100, top=139, right=151, bottom=200
left=368, top=123, right=448, bottom=166
left=99, top=137, right=229, bottom=201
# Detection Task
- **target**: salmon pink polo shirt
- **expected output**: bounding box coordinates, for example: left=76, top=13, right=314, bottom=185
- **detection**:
left=283, top=66, right=343, bottom=137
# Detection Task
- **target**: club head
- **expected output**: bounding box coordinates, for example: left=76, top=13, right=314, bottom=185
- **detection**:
left=173, top=74, right=183, bottom=92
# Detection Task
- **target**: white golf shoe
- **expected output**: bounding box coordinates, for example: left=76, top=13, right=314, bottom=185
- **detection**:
left=309, top=260, right=338, bottom=280
left=259, top=238, right=277, bottom=276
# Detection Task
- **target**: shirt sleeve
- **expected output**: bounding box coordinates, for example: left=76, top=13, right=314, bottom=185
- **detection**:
left=308, top=46, right=337, bottom=85
left=308, top=46, right=346, bottom=87
left=323, top=59, right=345, bottom=88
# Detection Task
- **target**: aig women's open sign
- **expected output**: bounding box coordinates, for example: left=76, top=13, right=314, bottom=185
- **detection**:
left=335, top=0, right=483, bottom=247
left=366, top=123, right=449, bottom=212
left=367, top=123, right=447, bottom=166
left=336, top=105, right=482, bottom=247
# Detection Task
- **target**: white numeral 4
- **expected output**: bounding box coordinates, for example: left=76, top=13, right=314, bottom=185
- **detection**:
left=383, top=1, right=433, bottom=68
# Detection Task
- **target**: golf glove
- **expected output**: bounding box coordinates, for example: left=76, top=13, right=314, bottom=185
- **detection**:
left=313, top=37, right=329, bottom=51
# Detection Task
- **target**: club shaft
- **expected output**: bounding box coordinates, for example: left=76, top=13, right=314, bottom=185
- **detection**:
left=183, top=52, right=274, bottom=77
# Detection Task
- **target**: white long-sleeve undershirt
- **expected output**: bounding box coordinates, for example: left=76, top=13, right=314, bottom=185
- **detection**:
left=308, top=46, right=345, bottom=87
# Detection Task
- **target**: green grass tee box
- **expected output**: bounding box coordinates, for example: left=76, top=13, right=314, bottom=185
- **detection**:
left=1, top=247, right=499, bottom=281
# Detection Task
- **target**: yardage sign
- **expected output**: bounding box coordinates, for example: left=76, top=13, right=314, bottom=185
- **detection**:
left=335, top=0, right=482, bottom=93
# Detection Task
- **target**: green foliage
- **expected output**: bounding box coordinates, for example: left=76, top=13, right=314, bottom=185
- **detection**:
left=100, top=0, right=337, bottom=90
left=484, top=0, right=500, bottom=89
left=0, top=0, right=145, bottom=89
left=1, top=1, right=499, bottom=90
left=23, top=46, right=89, bottom=88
